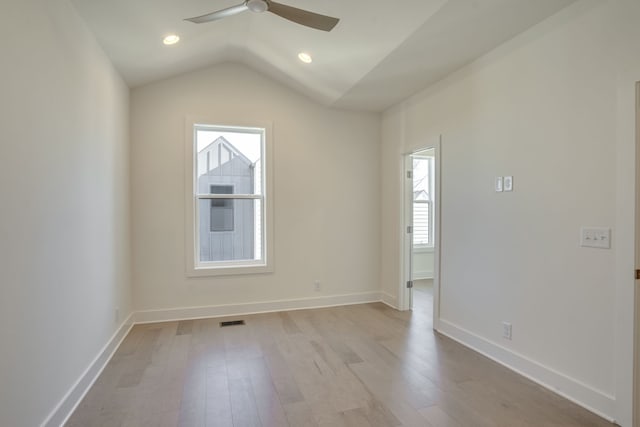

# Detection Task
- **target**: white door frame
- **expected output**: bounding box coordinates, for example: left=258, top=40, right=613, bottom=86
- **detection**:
left=400, top=138, right=442, bottom=330
left=401, top=154, right=415, bottom=311
left=633, top=81, right=640, bottom=427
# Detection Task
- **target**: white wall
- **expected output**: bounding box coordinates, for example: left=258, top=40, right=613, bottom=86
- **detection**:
left=382, top=0, right=640, bottom=424
left=131, top=63, right=380, bottom=314
left=0, top=1, right=131, bottom=426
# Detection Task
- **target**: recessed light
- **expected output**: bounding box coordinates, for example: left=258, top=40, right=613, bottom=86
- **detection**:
left=163, top=34, right=180, bottom=45
left=298, top=52, right=312, bottom=64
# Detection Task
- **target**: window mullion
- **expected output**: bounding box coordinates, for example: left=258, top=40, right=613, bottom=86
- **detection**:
left=196, top=194, right=262, bottom=200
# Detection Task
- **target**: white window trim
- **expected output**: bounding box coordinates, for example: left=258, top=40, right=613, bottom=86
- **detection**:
left=184, top=118, right=274, bottom=277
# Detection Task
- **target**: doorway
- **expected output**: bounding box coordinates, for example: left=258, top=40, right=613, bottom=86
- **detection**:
left=401, top=141, right=441, bottom=329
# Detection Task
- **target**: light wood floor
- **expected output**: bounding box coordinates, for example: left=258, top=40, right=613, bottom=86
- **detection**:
left=66, top=295, right=613, bottom=426
left=412, top=279, right=433, bottom=318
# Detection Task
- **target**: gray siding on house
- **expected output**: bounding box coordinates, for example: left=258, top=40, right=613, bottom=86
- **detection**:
left=197, top=137, right=255, bottom=262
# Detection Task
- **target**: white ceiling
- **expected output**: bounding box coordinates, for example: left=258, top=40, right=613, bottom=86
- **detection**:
left=70, top=0, right=576, bottom=112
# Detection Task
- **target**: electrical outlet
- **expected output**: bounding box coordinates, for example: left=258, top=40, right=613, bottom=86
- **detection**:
left=314, top=280, right=321, bottom=292
left=502, top=322, right=512, bottom=340
left=495, top=176, right=503, bottom=192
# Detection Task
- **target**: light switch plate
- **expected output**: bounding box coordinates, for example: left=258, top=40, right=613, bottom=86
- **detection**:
left=580, top=227, right=611, bottom=249
left=495, top=177, right=503, bottom=192
left=504, top=176, right=513, bottom=192
left=502, top=322, right=512, bottom=340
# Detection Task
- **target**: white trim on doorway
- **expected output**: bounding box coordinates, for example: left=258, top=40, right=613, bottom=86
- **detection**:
left=633, top=80, right=640, bottom=427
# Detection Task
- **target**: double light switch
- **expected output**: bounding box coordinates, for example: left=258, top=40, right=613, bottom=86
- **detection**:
left=495, top=176, right=513, bottom=192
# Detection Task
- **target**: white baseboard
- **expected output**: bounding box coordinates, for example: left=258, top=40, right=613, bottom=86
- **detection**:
left=134, top=291, right=382, bottom=324
left=437, top=319, right=616, bottom=423
left=41, top=313, right=135, bottom=427
left=380, top=291, right=398, bottom=309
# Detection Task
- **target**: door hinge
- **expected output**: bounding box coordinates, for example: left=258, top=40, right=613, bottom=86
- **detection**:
left=406, top=280, right=414, bottom=289
left=407, top=171, right=413, bottom=179
left=407, top=225, right=413, bottom=234
left=636, top=269, right=640, bottom=280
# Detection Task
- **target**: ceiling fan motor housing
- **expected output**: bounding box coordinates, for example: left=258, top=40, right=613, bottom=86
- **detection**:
left=247, top=0, right=269, bottom=13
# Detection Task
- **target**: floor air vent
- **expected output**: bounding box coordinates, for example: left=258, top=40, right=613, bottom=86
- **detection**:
left=220, top=320, right=245, bottom=327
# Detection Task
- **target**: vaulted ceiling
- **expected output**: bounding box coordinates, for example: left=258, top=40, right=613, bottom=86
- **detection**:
left=70, top=0, right=576, bottom=111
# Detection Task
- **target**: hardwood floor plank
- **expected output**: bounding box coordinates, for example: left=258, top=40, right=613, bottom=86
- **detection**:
left=204, top=365, right=233, bottom=427
left=177, top=363, right=206, bottom=426
left=284, top=401, right=319, bottom=426
left=308, top=399, right=348, bottom=426
left=359, top=398, right=403, bottom=427
left=251, top=371, right=290, bottom=427
left=228, top=377, right=261, bottom=427
left=341, top=407, right=371, bottom=427
left=419, top=405, right=461, bottom=427
left=116, top=328, right=161, bottom=388
left=262, top=342, right=305, bottom=404
left=279, top=311, right=303, bottom=334
left=348, top=362, right=437, bottom=420
left=176, top=320, right=194, bottom=336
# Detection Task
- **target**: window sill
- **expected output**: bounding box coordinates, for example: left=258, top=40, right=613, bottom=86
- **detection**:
left=413, top=246, right=434, bottom=254
left=187, top=262, right=273, bottom=277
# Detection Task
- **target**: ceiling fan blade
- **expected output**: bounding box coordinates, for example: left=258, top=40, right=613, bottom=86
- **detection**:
left=185, top=3, right=249, bottom=24
left=267, top=1, right=339, bottom=31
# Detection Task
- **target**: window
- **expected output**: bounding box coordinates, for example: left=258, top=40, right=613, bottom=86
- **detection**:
left=413, top=155, right=434, bottom=247
left=186, top=121, right=273, bottom=276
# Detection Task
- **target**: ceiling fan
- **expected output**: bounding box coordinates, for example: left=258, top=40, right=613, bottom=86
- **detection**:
left=185, top=0, right=340, bottom=32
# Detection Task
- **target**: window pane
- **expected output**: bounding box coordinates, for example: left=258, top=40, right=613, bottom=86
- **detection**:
left=196, top=129, right=262, bottom=195
left=413, top=202, right=430, bottom=246
left=412, top=155, right=434, bottom=247
left=210, top=199, right=234, bottom=232
left=198, top=199, right=262, bottom=263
